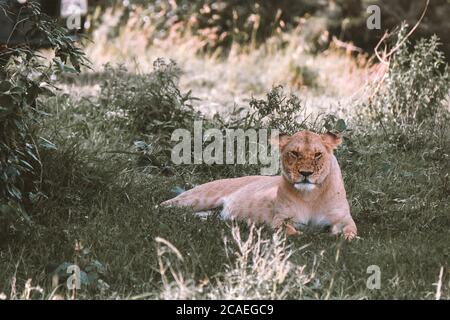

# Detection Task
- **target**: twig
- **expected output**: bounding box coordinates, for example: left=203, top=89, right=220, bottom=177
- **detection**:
left=374, top=31, right=390, bottom=66
left=6, top=6, right=27, bottom=45
left=435, top=266, right=444, bottom=300
left=30, top=134, right=43, bottom=188
left=332, top=36, right=364, bottom=53
left=370, top=0, right=430, bottom=101
left=374, top=0, right=430, bottom=65
left=101, top=150, right=141, bottom=155
left=383, top=0, right=430, bottom=61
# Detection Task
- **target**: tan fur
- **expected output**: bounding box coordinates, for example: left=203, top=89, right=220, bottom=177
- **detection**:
left=161, top=130, right=357, bottom=240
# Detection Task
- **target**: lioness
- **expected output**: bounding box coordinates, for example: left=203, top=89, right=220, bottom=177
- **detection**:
left=161, top=130, right=357, bottom=240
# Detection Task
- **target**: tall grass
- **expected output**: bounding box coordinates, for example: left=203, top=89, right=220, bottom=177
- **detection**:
left=152, top=224, right=316, bottom=300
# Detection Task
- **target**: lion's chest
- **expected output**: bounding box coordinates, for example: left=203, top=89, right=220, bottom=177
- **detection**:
left=293, top=214, right=332, bottom=230
left=280, top=201, right=332, bottom=230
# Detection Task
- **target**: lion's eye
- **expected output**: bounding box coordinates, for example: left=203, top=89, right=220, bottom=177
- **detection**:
left=289, top=151, right=301, bottom=159
left=315, top=152, right=322, bottom=160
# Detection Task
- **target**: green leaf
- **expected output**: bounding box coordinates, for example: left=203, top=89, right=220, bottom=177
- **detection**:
left=335, top=119, right=347, bottom=132
left=39, top=137, right=57, bottom=150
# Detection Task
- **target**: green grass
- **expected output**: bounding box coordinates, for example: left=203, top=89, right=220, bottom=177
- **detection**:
left=0, top=57, right=449, bottom=300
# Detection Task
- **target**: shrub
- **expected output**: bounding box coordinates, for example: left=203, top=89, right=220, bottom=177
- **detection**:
left=368, top=26, right=449, bottom=124
left=99, top=59, right=198, bottom=138
left=0, top=1, right=88, bottom=223
left=95, top=59, right=202, bottom=175
left=246, top=85, right=346, bottom=135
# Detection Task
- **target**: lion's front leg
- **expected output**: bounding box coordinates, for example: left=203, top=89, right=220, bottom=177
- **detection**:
left=331, top=216, right=357, bottom=240
left=271, top=214, right=300, bottom=236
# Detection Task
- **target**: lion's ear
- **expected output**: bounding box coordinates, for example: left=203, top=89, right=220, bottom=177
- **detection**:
left=321, top=132, right=342, bottom=150
left=270, top=133, right=291, bottom=151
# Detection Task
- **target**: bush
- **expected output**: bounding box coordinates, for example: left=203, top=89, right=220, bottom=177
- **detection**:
left=368, top=26, right=449, bottom=124
left=0, top=1, right=88, bottom=223
left=96, top=59, right=200, bottom=173
left=99, top=59, right=198, bottom=138
left=246, top=85, right=346, bottom=135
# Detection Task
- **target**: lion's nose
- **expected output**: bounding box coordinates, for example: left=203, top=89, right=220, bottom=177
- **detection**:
left=300, top=171, right=313, bottom=177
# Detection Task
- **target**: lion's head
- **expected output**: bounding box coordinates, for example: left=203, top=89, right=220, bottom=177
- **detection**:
left=275, top=131, right=342, bottom=192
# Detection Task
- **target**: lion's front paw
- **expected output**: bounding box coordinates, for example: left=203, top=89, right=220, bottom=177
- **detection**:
left=285, top=223, right=300, bottom=236
left=343, top=225, right=357, bottom=241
